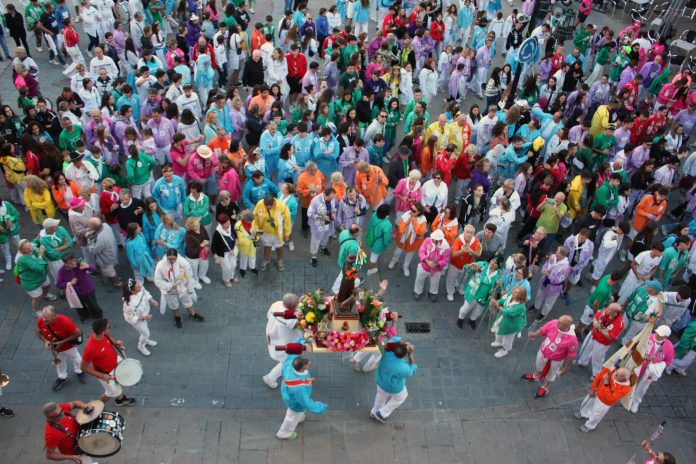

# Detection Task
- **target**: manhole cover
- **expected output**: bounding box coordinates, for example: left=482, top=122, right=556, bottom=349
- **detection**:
left=405, top=322, right=431, bottom=334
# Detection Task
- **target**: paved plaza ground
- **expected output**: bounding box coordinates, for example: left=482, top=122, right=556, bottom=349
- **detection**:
left=0, top=1, right=695, bottom=462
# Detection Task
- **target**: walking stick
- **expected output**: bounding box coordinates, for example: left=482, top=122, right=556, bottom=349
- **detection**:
left=509, top=318, right=542, bottom=380
left=626, top=421, right=666, bottom=464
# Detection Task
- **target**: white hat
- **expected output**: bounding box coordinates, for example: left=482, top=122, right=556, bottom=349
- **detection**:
left=42, top=218, right=60, bottom=228
left=190, top=14, right=199, bottom=21
left=655, top=325, right=671, bottom=337
left=196, top=145, right=212, bottom=159
left=431, top=229, right=445, bottom=241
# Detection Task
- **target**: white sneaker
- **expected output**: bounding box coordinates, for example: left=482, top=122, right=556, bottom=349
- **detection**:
left=49, top=59, right=57, bottom=65
left=36, top=47, right=43, bottom=52
left=199, top=276, right=210, bottom=284
left=491, top=341, right=502, bottom=347
left=194, top=282, right=203, bottom=290
left=351, top=359, right=361, bottom=371
left=387, top=260, right=396, bottom=270
left=262, top=374, right=278, bottom=389
left=46, top=293, right=58, bottom=301
left=494, top=349, right=509, bottom=358
left=446, top=294, right=454, bottom=302
left=366, top=268, right=378, bottom=276
left=5, top=262, right=10, bottom=271
left=146, top=340, right=158, bottom=347
left=138, top=346, right=151, bottom=356
left=288, top=241, right=295, bottom=252
left=249, top=8, right=255, bottom=12
left=403, top=267, right=410, bottom=277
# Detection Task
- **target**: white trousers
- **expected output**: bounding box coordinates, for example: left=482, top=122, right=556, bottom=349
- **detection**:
left=390, top=248, right=415, bottom=269
left=353, top=21, right=368, bottom=37
left=535, top=351, right=563, bottom=383
left=56, top=346, right=83, bottom=379
left=277, top=408, right=304, bottom=439
left=579, top=395, right=612, bottom=430
left=445, top=265, right=467, bottom=298
left=131, top=179, right=153, bottom=200
left=64, top=45, right=86, bottom=75
left=495, top=333, right=516, bottom=351
left=129, top=320, right=151, bottom=350
left=239, top=253, right=256, bottom=271
left=309, top=230, right=331, bottom=256
left=621, top=316, right=646, bottom=345
left=534, top=290, right=559, bottom=316
left=670, top=351, right=695, bottom=374
left=414, top=265, right=443, bottom=295
left=474, top=67, right=488, bottom=97
left=459, top=300, right=484, bottom=320
left=266, top=358, right=284, bottom=382
left=371, top=385, right=408, bottom=419
left=630, top=374, right=655, bottom=412
left=352, top=352, right=381, bottom=371
left=0, top=235, right=20, bottom=267
left=218, top=251, right=237, bottom=282
left=187, top=257, right=209, bottom=281
left=617, top=273, right=640, bottom=305
left=576, top=337, right=610, bottom=376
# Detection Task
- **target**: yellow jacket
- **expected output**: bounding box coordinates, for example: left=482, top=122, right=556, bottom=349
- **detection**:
left=567, top=175, right=585, bottom=219
left=590, top=105, right=610, bottom=137
left=23, top=188, right=56, bottom=224
left=234, top=220, right=258, bottom=257
left=253, top=199, right=291, bottom=242
left=424, top=121, right=453, bottom=152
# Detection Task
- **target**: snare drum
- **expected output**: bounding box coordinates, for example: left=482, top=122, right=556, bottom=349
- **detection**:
left=77, top=411, right=125, bottom=457
left=114, top=358, right=143, bottom=387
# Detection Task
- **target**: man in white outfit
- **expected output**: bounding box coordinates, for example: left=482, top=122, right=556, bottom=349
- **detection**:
left=263, top=293, right=302, bottom=389
left=617, top=244, right=664, bottom=304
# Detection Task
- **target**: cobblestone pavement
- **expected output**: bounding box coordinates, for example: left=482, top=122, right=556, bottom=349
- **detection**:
left=0, top=1, right=695, bottom=463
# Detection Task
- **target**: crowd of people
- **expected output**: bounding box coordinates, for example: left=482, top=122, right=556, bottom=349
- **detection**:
left=0, top=0, right=693, bottom=460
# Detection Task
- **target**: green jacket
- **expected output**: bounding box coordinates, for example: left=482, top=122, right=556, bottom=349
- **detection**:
left=675, top=321, right=696, bottom=359
left=625, top=286, right=651, bottom=321
left=658, top=247, right=688, bottom=286
left=24, top=3, right=45, bottom=29
left=337, top=229, right=361, bottom=268
left=364, top=212, right=393, bottom=254
left=591, top=182, right=618, bottom=211
left=648, top=68, right=671, bottom=96
left=184, top=194, right=211, bottom=226
left=496, top=297, right=526, bottom=336
left=0, top=201, right=21, bottom=244
left=38, top=226, right=73, bottom=261
left=464, top=261, right=501, bottom=305
left=126, top=153, right=156, bottom=186
left=16, top=252, right=49, bottom=292
left=573, top=29, right=591, bottom=54
left=596, top=47, right=610, bottom=66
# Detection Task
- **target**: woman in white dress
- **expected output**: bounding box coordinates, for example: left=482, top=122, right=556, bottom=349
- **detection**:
left=267, top=48, right=290, bottom=97
left=122, top=279, right=159, bottom=356
left=399, top=62, right=414, bottom=106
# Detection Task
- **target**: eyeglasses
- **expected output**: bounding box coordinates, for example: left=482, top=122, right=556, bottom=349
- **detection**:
left=434, top=176, right=442, bottom=180
left=379, top=114, right=387, bottom=118
left=49, top=409, right=65, bottom=419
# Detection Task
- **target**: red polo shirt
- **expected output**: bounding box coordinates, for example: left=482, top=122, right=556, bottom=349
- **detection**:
left=82, top=334, right=118, bottom=373
left=44, top=403, right=79, bottom=455
left=37, top=315, right=78, bottom=353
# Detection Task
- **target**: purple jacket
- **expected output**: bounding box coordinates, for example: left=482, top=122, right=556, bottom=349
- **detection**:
left=639, top=61, right=662, bottom=88
left=56, top=264, right=97, bottom=296
left=339, top=146, right=369, bottom=186
left=185, top=21, right=201, bottom=48
left=540, top=256, right=570, bottom=297
left=470, top=168, right=491, bottom=194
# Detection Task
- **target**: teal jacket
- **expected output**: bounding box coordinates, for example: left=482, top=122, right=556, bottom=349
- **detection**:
left=184, top=193, right=211, bottom=226
left=365, top=212, right=393, bottom=254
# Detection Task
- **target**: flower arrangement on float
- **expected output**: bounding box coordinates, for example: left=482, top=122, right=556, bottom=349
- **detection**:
left=294, top=288, right=392, bottom=352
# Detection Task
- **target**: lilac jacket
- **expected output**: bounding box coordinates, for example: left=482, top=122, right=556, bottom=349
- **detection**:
left=564, top=235, right=594, bottom=276
left=540, top=256, right=570, bottom=297
left=56, top=264, right=97, bottom=295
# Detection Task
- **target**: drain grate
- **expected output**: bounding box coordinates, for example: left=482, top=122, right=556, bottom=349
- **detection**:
left=405, top=322, right=431, bottom=334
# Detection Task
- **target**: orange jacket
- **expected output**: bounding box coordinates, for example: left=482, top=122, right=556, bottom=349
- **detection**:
left=450, top=235, right=482, bottom=269
left=396, top=214, right=427, bottom=252
left=332, top=181, right=346, bottom=201
left=431, top=213, right=458, bottom=245
left=420, top=146, right=435, bottom=176
left=250, top=30, right=267, bottom=52
left=296, top=171, right=326, bottom=208
left=591, top=368, right=632, bottom=406
left=355, top=166, right=388, bottom=207
left=632, top=194, right=667, bottom=233
left=208, top=136, right=232, bottom=157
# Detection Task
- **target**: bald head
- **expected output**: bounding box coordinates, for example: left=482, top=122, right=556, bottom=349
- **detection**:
left=88, top=217, right=102, bottom=229
left=40, top=306, right=57, bottom=324
left=282, top=293, right=299, bottom=310
left=557, top=315, right=573, bottom=332
left=605, top=302, right=622, bottom=317
left=615, top=368, right=631, bottom=382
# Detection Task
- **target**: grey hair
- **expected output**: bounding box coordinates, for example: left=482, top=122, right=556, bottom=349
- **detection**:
left=305, top=161, right=318, bottom=170
left=41, top=306, right=56, bottom=317
left=557, top=246, right=570, bottom=257
left=282, top=293, right=299, bottom=309
left=240, top=209, right=254, bottom=222
left=42, top=402, right=58, bottom=418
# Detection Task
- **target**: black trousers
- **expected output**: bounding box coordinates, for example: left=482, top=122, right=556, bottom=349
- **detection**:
left=77, top=291, right=103, bottom=321
left=301, top=207, right=309, bottom=231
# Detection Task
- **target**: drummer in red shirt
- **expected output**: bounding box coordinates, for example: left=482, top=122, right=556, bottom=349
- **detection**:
left=36, top=306, right=86, bottom=392
left=43, top=400, right=94, bottom=463
left=80, top=318, right=135, bottom=406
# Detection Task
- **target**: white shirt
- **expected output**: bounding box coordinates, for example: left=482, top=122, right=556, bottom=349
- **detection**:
left=90, top=56, right=119, bottom=79
left=421, top=179, right=448, bottom=211
left=80, top=6, right=102, bottom=36
left=489, top=188, right=521, bottom=213
left=154, top=256, right=195, bottom=295
left=176, top=93, right=203, bottom=119
left=266, top=302, right=302, bottom=361
left=123, top=288, right=153, bottom=325
left=634, top=250, right=662, bottom=277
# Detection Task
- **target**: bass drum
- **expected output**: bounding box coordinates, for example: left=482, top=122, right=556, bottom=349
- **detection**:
left=114, top=358, right=143, bottom=387
left=77, top=411, right=126, bottom=458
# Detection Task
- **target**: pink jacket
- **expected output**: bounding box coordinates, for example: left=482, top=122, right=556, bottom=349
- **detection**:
left=186, top=153, right=219, bottom=182
left=418, top=237, right=451, bottom=273
left=639, top=334, right=674, bottom=379
left=393, top=178, right=423, bottom=213
left=218, top=168, right=241, bottom=202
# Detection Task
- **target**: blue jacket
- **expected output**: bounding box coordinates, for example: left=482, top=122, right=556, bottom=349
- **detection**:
left=152, top=224, right=186, bottom=259
left=152, top=176, right=186, bottom=213
left=291, top=133, right=315, bottom=167
left=498, top=145, right=528, bottom=179
left=281, top=353, right=328, bottom=414
left=376, top=338, right=418, bottom=394
left=316, top=15, right=329, bottom=38
left=260, top=130, right=285, bottom=176
left=278, top=192, right=299, bottom=222
left=125, top=233, right=155, bottom=278
left=142, top=212, right=161, bottom=251
left=311, top=135, right=339, bottom=178
left=242, top=178, right=280, bottom=209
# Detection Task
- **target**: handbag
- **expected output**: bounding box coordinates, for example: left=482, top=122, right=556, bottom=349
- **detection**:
left=199, top=246, right=209, bottom=260
left=65, top=283, right=83, bottom=309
